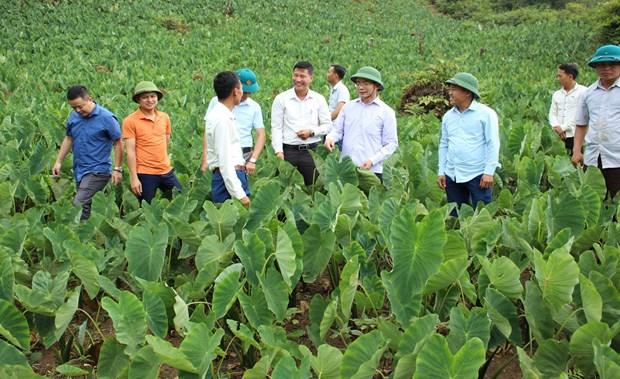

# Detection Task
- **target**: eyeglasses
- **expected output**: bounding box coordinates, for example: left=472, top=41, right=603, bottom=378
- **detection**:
left=354, top=80, right=374, bottom=87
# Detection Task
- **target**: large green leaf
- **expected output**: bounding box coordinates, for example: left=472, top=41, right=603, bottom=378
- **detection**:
left=0, top=299, right=30, bottom=350
left=340, top=330, right=387, bottom=379
left=414, top=334, right=485, bottom=379
left=322, top=154, right=359, bottom=187
left=299, top=344, right=342, bottom=379
left=593, top=338, right=620, bottom=379
left=339, top=255, right=359, bottom=323
left=258, top=266, right=289, bottom=321
left=145, top=335, right=197, bottom=373
left=448, top=305, right=490, bottom=352
left=180, top=324, right=224, bottom=376
left=479, top=256, right=522, bottom=300
left=393, top=314, right=439, bottom=379
left=0, top=338, right=28, bottom=366
left=319, top=296, right=338, bottom=342
left=234, top=232, right=266, bottom=287
left=203, top=201, right=239, bottom=238
left=143, top=288, right=169, bottom=338
left=302, top=224, right=336, bottom=283
left=532, top=339, right=569, bottom=377
left=68, top=251, right=100, bottom=299
left=97, top=338, right=130, bottom=379
left=55, top=363, right=88, bottom=377
left=580, top=273, right=602, bottom=323
left=195, top=233, right=235, bottom=268
left=125, top=224, right=169, bottom=282
left=523, top=281, right=554, bottom=342
left=238, top=287, right=273, bottom=329
left=54, top=286, right=80, bottom=343
left=212, top=263, right=243, bottom=319
left=245, top=181, right=281, bottom=232
left=101, top=291, right=148, bottom=356
left=0, top=250, right=14, bottom=301
left=128, top=345, right=161, bottom=379
left=272, top=354, right=300, bottom=379
left=382, top=209, right=446, bottom=326
left=484, top=287, right=521, bottom=344
left=533, top=246, right=579, bottom=314
left=545, top=191, right=586, bottom=241
left=242, top=355, right=273, bottom=379
left=569, top=321, right=612, bottom=376
left=275, top=226, right=297, bottom=288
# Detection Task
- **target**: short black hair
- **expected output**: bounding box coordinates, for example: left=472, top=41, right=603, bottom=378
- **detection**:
left=213, top=71, right=240, bottom=100
left=330, top=64, right=346, bottom=80
left=558, top=63, right=579, bottom=80
left=66, top=85, right=90, bottom=101
left=293, top=61, right=313, bottom=76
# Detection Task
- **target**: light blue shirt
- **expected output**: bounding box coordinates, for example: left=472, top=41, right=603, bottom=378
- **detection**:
left=328, top=81, right=350, bottom=112
left=206, top=96, right=264, bottom=148
left=438, top=101, right=500, bottom=183
left=327, top=97, right=398, bottom=174
left=575, top=78, right=620, bottom=168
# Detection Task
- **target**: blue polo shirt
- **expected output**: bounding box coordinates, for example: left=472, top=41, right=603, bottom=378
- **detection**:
left=206, top=96, right=264, bottom=148
left=66, top=104, right=121, bottom=182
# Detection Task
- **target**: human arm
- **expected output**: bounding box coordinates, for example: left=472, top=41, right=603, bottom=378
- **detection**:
left=572, top=93, right=589, bottom=167
left=437, top=118, right=448, bottom=190
left=325, top=107, right=345, bottom=151
left=111, top=139, right=123, bottom=185
left=214, top=117, right=249, bottom=202
left=330, top=101, right=345, bottom=121
left=52, top=136, right=73, bottom=176
left=201, top=128, right=209, bottom=174
left=125, top=138, right=141, bottom=196
left=271, top=96, right=284, bottom=159
left=246, top=128, right=265, bottom=175
left=549, top=92, right=564, bottom=137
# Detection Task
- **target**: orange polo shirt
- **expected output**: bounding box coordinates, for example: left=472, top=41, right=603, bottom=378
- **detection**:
left=122, top=109, right=172, bottom=174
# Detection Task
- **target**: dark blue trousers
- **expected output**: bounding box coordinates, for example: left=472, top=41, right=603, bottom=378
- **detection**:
left=446, top=174, right=491, bottom=215
left=137, top=169, right=182, bottom=203
left=211, top=170, right=251, bottom=203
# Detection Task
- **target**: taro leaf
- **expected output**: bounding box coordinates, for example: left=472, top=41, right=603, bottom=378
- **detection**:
left=589, top=271, right=620, bottom=326
left=569, top=321, right=612, bottom=376
left=517, top=347, right=543, bottom=379
left=583, top=167, right=607, bottom=200
left=580, top=184, right=602, bottom=227
left=319, top=296, right=338, bottom=342
left=68, top=251, right=100, bottom=299
left=0, top=338, right=28, bottom=366
left=180, top=324, right=224, bottom=376
left=382, top=209, right=446, bottom=326
left=448, top=306, right=491, bottom=352
left=173, top=294, right=190, bottom=336
left=0, top=249, right=14, bottom=301
left=337, top=183, right=364, bottom=216
left=580, top=274, right=602, bottom=323
left=299, top=344, right=342, bottom=379
left=272, top=354, right=299, bottom=379
left=479, top=256, right=522, bottom=300
left=339, top=255, right=359, bottom=323
left=413, top=334, right=485, bottom=379
left=238, top=287, right=272, bottom=329
left=424, top=233, right=468, bottom=295
left=234, top=232, right=266, bottom=287
left=146, top=335, right=196, bottom=373
left=484, top=287, right=521, bottom=344
left=54, top=286, right=80, bottom=344
left=302, top=224, right=336, bottom=283
left=226, top=319, right=260, bottom=353
left=275, top=226, right=296, bottom=288
left=393, top=314, right=439, bottom=379
left=195, top=233, right=235, bottom=268
left=125, top=224, right=169, bottom=282
left=97, top=337, right=130, bottom=379
left=245, top=181, right=281, bottom=232
left=203, top=201, right=239, bottom=238
left=308, top=294, right=330, bottom=347
left=258, top=266, right=289, bottom=321
left=212, top=263, right=243, bottom=319
left=357, top=167, right=382, bottom=192
left=323, top=154, right=358, bottom=187
left=242, top=355, right=273, bottom=379
left=340, top=329, right=387, bottom=379
left=101, top=291, right=147, bottom=357
left=98, top=276, right=121, bottom=301
left=593, top=338, right=620, bottom=379
left=55, top=363, right=88, bottom=376
left=143, top=288, right=168, bottom=338
left=523, top=281, right=554, bottom=342
left=0, top=365, right=45, bottom=379
left=127, top=345, right=161, bottom=379
left=0, top=299, right=30, bottom=351
left=532, top=339, right=569, bottom=377
left=533, top=246, right=579, bottom=314
left=545, top=191, right=586, bottom=241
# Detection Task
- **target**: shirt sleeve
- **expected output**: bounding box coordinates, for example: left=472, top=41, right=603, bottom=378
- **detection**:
left=314, top=96, right=332, bottom=136
left=205, top=97, right=218, bottom=120
left=122, top=117, right=136, bottom=139
left=214, top=117, right=247, bottom=200
left=483, top=109, right=501, bottom=175
left=271, top=96, right=284, bottom=153
left=327, top=105, right=346, bottom=142
left=165, top=114, right=171, bottom=135
left=338, top=86, right=350, bottom=103
left=368, top=107, right=398, bottom=165
left=66, top=118, right=74, bottom=137
left=438, top=117, right=448, bottom=176
left=253, top=104, right=264, bottom=129
left=107, top=115, right=122, bottom=141
left=575, top=91, right=589, bottom=126
left=548, top=92, right=559, bottom=127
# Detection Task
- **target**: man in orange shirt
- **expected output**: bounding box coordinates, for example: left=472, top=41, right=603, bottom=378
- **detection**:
left=122, top=81, right=182, bottom=203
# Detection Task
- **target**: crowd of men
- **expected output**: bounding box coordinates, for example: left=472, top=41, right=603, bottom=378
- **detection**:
left=53, top=44, right=620, bottom=220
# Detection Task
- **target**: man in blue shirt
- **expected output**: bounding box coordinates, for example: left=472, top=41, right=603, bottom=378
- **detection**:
left=437, top=73, right=500, bottom=214
left=202, top=68, right=265, bottom=175
left=324, top=66, right=398, bottom=182
left=52, top=85, right=123, bottom=220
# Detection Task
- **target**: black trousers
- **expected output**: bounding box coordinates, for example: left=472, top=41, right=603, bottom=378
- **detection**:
left=564, top=137, right=574, bottom=156
left=597, top=156, right=620, bottom=200
left=283, top=145, right=318, bottom=186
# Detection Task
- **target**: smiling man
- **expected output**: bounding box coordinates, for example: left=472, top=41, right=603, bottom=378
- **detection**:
left=437, top=72, right=500, bottom=215
left=122, top=81, right=181, bottom=203
left=324, top=66, right=398, bottom=182
left=572, top=44, right=620, bottom=199
left=52, top=85, right=122, bottom=220
left=271, top=61, right=331, bottom=186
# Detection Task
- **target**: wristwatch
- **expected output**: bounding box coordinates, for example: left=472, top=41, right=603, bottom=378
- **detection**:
left=248, top=158, right=257, bottom=164
left=113, top=166, right=123, bottom=173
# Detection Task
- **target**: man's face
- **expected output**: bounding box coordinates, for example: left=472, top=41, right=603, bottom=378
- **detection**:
left=138, top=92, right=159, bottom=111
left=292, top=68, right=312, bottom=92
left=354, top=78, right=378, bottom=101
left=327, top=67, right=338, bottom=85
left=68, top=96, right=95, bottom=117
left=448, top=85, right=472, bottom=107
left=556, top=69, right=573, bottom=88
left=594, top=62, right=620, bottom=82
left=233, top=81, right=243, bottom=106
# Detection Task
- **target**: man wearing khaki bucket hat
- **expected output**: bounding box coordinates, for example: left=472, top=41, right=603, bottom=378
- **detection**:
left=437, top=72, right=500, bottom=215
left=122, top=81, right=182, bottom=203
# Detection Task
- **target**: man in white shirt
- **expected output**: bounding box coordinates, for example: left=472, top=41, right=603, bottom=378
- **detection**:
left=204, top=71, right=251, bottom=207
left=327, top=64, right=350, bottom=121
left=548, top=63, right=587, bottom=155
left=271, top=61, right=332, bottom=186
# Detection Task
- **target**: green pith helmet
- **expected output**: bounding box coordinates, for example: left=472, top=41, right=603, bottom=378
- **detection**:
left=588, top=44, right=620, bottom=68
left=132, top=81, right=163, bottom=103
left=445, top=72, right=480, bottom=99
left=236, top=68, right=260, bottom=93
left=350, top=66, right=384, bottom=91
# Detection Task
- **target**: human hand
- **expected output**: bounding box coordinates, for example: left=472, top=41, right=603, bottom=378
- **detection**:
left=240, top=196, right=251, bottom=208
left=276, top=152, right=284, bottom=160
left=245, top=161, right=256, bottom=175
left=52, top=162, right=61, bottom=177
left=324, top=137, right=335, bottom=151
left=479, top=174, right=494, bottom=189
left=111, top=171, right=122, bottom=185
left=360, top=160, right=373, bottom=169
left=130, top=176, right=142, bottom=196
left=296, top=129, right=313, bottom=140
left=200, top=161, right=209, bottom=175
left=437, top=175, right=446, bottom=190
left=571, top=151, right=583, bottom=167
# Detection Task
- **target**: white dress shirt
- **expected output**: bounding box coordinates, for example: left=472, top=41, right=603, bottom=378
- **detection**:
left=205, top=102, right=247, bottom=199
left=548, top=83, right=587, bottom=138
left=271, top=88, right=332, bottom=153
left=328, top=81, right=351, bottom=112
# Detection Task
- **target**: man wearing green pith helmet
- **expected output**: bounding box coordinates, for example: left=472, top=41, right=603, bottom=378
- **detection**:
left=572, top=44, right=620, bottom=199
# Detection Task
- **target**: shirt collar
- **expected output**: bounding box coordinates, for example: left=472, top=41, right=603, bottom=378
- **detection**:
left=595, top=77, right=620, bottom=90
left=214, top=101, right=235, bottom=117
left=354, top=96, right=381, bottom=106
left=451, top=100, right=480, bottom=114
left=331, top=81, right=343, bottom=91
left=137, top=108, right=160, bottom=120
left=288, top=88, right=314, bottom=100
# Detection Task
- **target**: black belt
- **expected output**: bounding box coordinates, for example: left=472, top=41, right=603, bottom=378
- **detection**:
left=283, top=143, right=318, bottom=151
left=242, top=147, right=252, bottom=153
left=213, top=165, right=246, bottom=174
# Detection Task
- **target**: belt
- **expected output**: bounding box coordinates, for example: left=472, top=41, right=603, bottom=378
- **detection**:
left=282, top=142, right=318, bottom=151
left=213, top=165, right=246, bottom=174
left=242, top=147, right=252, bottom=153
